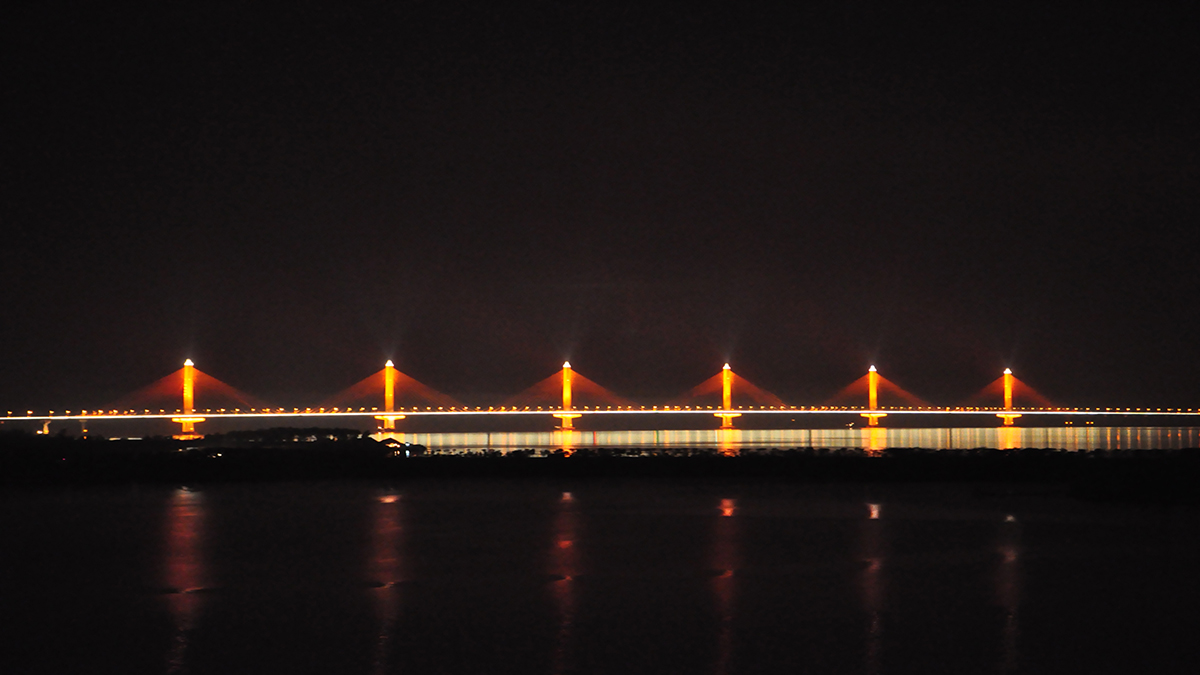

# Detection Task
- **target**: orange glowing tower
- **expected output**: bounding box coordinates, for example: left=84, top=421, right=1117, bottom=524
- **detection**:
left=183, top=359, right=195, bottom=413
left=374, top=360, right=406, bottom=430
left=172, top=359, right=205, bottom=439
left=553, top=362, right=582, bottom=429
left=714, top=363, right=742, bottom=429
left=996, top=368, right=1022, bottom=426
left=860, top=365, right=887, bottom=426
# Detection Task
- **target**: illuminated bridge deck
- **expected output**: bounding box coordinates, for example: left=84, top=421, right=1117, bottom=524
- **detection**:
left=6, top=406, right=1200, bottom=422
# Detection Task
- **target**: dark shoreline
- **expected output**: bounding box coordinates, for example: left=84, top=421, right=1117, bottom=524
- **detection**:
left=2, top=430, right=1199, bottom=505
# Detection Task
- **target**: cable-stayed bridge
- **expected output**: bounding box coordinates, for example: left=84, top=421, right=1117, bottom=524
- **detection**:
left=5, top=360, right=1197, bottom=439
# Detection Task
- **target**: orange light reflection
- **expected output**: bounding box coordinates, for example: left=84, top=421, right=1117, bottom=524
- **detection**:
left=712, top=497, right=739, bottom=675
left=370, top=492, right=403, bottom=675
left=164, top=487, right=206, bottom=674
left=717, top=428, right=741, bottom=457
left=861, top=502, right=885, bottom=675
left=997, top=515, right=1022, bottom=674
left=550, top=490, right=581, bottom=675
left=865, top=427, right=887, bottom=456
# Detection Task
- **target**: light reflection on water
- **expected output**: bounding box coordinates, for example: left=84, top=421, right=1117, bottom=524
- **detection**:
left=861, top=503, right=885, bottom=675
left=164, top=487, right=206, bottom=675
left=4, top=483, right=1195, bottom=675
left=385, top=427, right=1200, bottom=451
left=996, top=514, right=1022, bottom=675
left=370, top=492, right=403, bottom=675
left=550, top=491, right=580, bottom=675
left=711, top=498, right=738, bottom=675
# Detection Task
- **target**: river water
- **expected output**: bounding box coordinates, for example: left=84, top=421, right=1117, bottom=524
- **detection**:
left=2, top=481, right=1199, bottom=674
left=387, top=426, right=1200, bottom=452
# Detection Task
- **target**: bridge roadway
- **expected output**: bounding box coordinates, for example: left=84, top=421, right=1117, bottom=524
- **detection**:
left=5, top=406, right=1200, bottom=423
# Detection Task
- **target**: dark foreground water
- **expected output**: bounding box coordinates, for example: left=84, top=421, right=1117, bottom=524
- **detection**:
left=3, top=481, right=1199, bottom=675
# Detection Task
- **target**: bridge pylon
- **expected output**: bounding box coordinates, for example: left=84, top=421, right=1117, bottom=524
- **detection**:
left=172, top=359, right=206, bottom=440
left=714, top=363, right=742, bottom=429
left=860, top=366, right=888, bottom=427
left=996, top=368, right=1022, bottom=426
left=374, top=360, right=407, bottom=430
left=552, top=362, right=582, bottom=429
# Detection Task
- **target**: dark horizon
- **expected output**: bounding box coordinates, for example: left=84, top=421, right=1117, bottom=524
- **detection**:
left=5, top=4, right=1200, bottom=411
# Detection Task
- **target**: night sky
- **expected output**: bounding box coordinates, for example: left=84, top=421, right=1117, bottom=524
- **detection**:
left=4, top=3, right=1199, bottom=411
